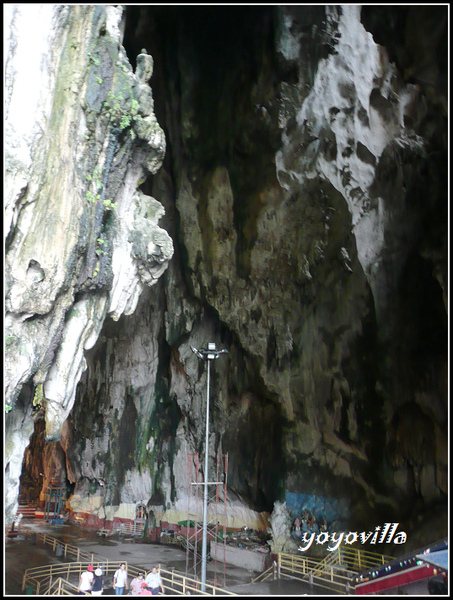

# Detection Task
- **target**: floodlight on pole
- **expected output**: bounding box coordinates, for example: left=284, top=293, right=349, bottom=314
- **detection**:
left=190, top=342, right=228, bottom=592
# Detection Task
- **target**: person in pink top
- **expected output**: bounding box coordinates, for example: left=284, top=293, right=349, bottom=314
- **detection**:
left=130, top=573, right=146, bottom=595
left=138, top=582, right=153, bottom=595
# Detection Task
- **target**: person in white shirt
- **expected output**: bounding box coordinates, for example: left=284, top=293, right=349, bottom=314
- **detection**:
left=145, top=566, right=164, bottom=595
left=113, top=563, right=129, bottom=595
left=78, top=564, right=94, bottom=594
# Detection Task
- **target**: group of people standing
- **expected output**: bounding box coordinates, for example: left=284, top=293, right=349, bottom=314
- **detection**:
left=78, top=563, right=165, bottom=595
left=130, top=569, right=165, bottom=596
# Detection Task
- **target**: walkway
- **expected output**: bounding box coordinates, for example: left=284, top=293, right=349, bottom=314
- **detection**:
left=6, top=521, right=305, bottom=595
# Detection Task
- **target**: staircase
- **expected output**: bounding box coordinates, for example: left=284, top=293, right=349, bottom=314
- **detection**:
left=275, top=547, right=394, bottom=594
left=16, top=505, right=37, bottom=518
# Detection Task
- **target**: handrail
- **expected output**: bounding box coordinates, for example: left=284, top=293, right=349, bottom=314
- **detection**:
left=336, top=546, right=393, bottom=571
left=251, top=562, right=277, bottom=584
left=23, top=560, right=134, bottom=589
left=23, top=531, right=392, bottom=596
left=44, top=577, right=88, bottom=596
left=277, top=546, right=394, bottom=595
left=22, top=558, right=139, bottom=595
left=23, top=533, right=237, bottom=597
left=280, top=545, right=393, bottom=573
left=23, top=563, right=237, bottom=596
left=22, top=574, right=44, bottom=595
left=36, top=532, right=95, bottom=563
left=314, top=547, right=340, bottom=573
left=156, top=567, right=237, bottom=596
left=278, top=553, right=355, bottom=594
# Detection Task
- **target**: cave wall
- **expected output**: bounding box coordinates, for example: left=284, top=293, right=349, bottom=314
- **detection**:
left=5, top=5, right=447, bottom=541
left=5, top=4, right=173, bottom=522
left=120, top=5, right=447, bottom=530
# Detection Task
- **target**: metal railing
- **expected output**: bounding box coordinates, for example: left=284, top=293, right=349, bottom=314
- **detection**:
left=36, top=532, right=96, bottom=563
left=22, top=560, right=129, bottom=594
left=24, top=531, right=393, bottom=595
left=44, top=577, right=88, bottom=595
left=22, top=532, right=237, bottom=595
left=23, top=562, right=237, bottom=596
left=278, top=552, right=354, bottom=594
left=335, top=546, right=393, bottom=571
left=251, top=561, right=278, bottom=584
left=160, top=567, right=237, bottom=595
left=276, top=547, right=394, bottom=594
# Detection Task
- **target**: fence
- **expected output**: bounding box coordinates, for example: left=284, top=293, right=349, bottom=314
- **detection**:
left=42, top=577, right=88, bottom=596
left=23, top=563, right=237, bottom=596
left=36, top=532, right=96, bottom=563
left=335, top=545, right=393, bottom=571
left=160, top=568, right=237, bottom=595
left=25, top=531, right=394, bottom=595
left=22, top=532, right=236, bottom=595
left=278, top=552, right=354, bottom=594
left=22, top=560, right=130, bottom=594
left=276, top=546, right=394, bottom=594
left=251, top=560, right=278, bottom=583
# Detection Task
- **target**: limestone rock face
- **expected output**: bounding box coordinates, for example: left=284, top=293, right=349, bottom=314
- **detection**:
left=122, top=4, right=447, bottom=530
left=5, top=4, right=447, bottom=542
left=5, top=5, right=172, bottom=521
left=267, top=501, right=298, bottom=554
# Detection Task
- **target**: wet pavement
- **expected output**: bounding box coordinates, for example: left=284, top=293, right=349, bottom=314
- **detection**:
left=5, top=520, right=338, bottom=596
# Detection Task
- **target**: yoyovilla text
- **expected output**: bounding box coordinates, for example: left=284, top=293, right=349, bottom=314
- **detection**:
left=298, top=523, right=407, bottom=552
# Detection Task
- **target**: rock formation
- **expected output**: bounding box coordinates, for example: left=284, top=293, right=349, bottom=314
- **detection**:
left=5, top=5, right=447, bottom=548
left=5, top=4, right=172, bottom=520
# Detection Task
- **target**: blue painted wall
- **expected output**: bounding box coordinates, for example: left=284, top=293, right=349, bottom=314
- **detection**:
left=285, top=491, right=350, bottom=530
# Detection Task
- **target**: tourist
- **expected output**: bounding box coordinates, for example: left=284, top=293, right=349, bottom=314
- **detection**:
left=91, top=568, right=104, bottom=596
left=130, top=573, right=146, bottom=595
left=139, top=582, right=153, bottom=595
left=145, top=566, right=165, bottom=595
left=113, top=562, right=129, bottom=595
left=78, top=564, right=94, bottom=595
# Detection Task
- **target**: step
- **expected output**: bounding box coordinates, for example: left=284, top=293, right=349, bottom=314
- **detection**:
left=17, top=506, right=37, bottom=518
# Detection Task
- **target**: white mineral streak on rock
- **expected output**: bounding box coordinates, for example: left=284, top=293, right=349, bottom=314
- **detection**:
left=267, top=500, right=298, bottom=553
left=293, top=7, right=388, bottom=272
left=4, top=5, right=60, bottom=237
left=44, top=296, right=108, bottom=440
left=276, top=6, right=421, bottom=307
left=109, top=178, right=146, bottom=320
left=120, top=469, right=154, bottom=504
left=5, top=4, right=170, bottom=410
left=109, top=189, right=173, bottom=320
left=105, top=4, right=123, bottom=40
left=4, top=405, right=35, bottom=525
left=4, top=4, right=172, bottom=522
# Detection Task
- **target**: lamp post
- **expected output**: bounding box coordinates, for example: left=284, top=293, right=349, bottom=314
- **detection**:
left=190, top=342, right=228, bottom=591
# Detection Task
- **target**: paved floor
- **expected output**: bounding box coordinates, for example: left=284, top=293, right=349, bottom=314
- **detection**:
left=5, top=520, right=338, bottom=596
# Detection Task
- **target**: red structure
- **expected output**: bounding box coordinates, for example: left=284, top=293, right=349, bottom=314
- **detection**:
left=185, top=452, right=228, bottom=587
left=355, top=563, right=436, bottom=594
